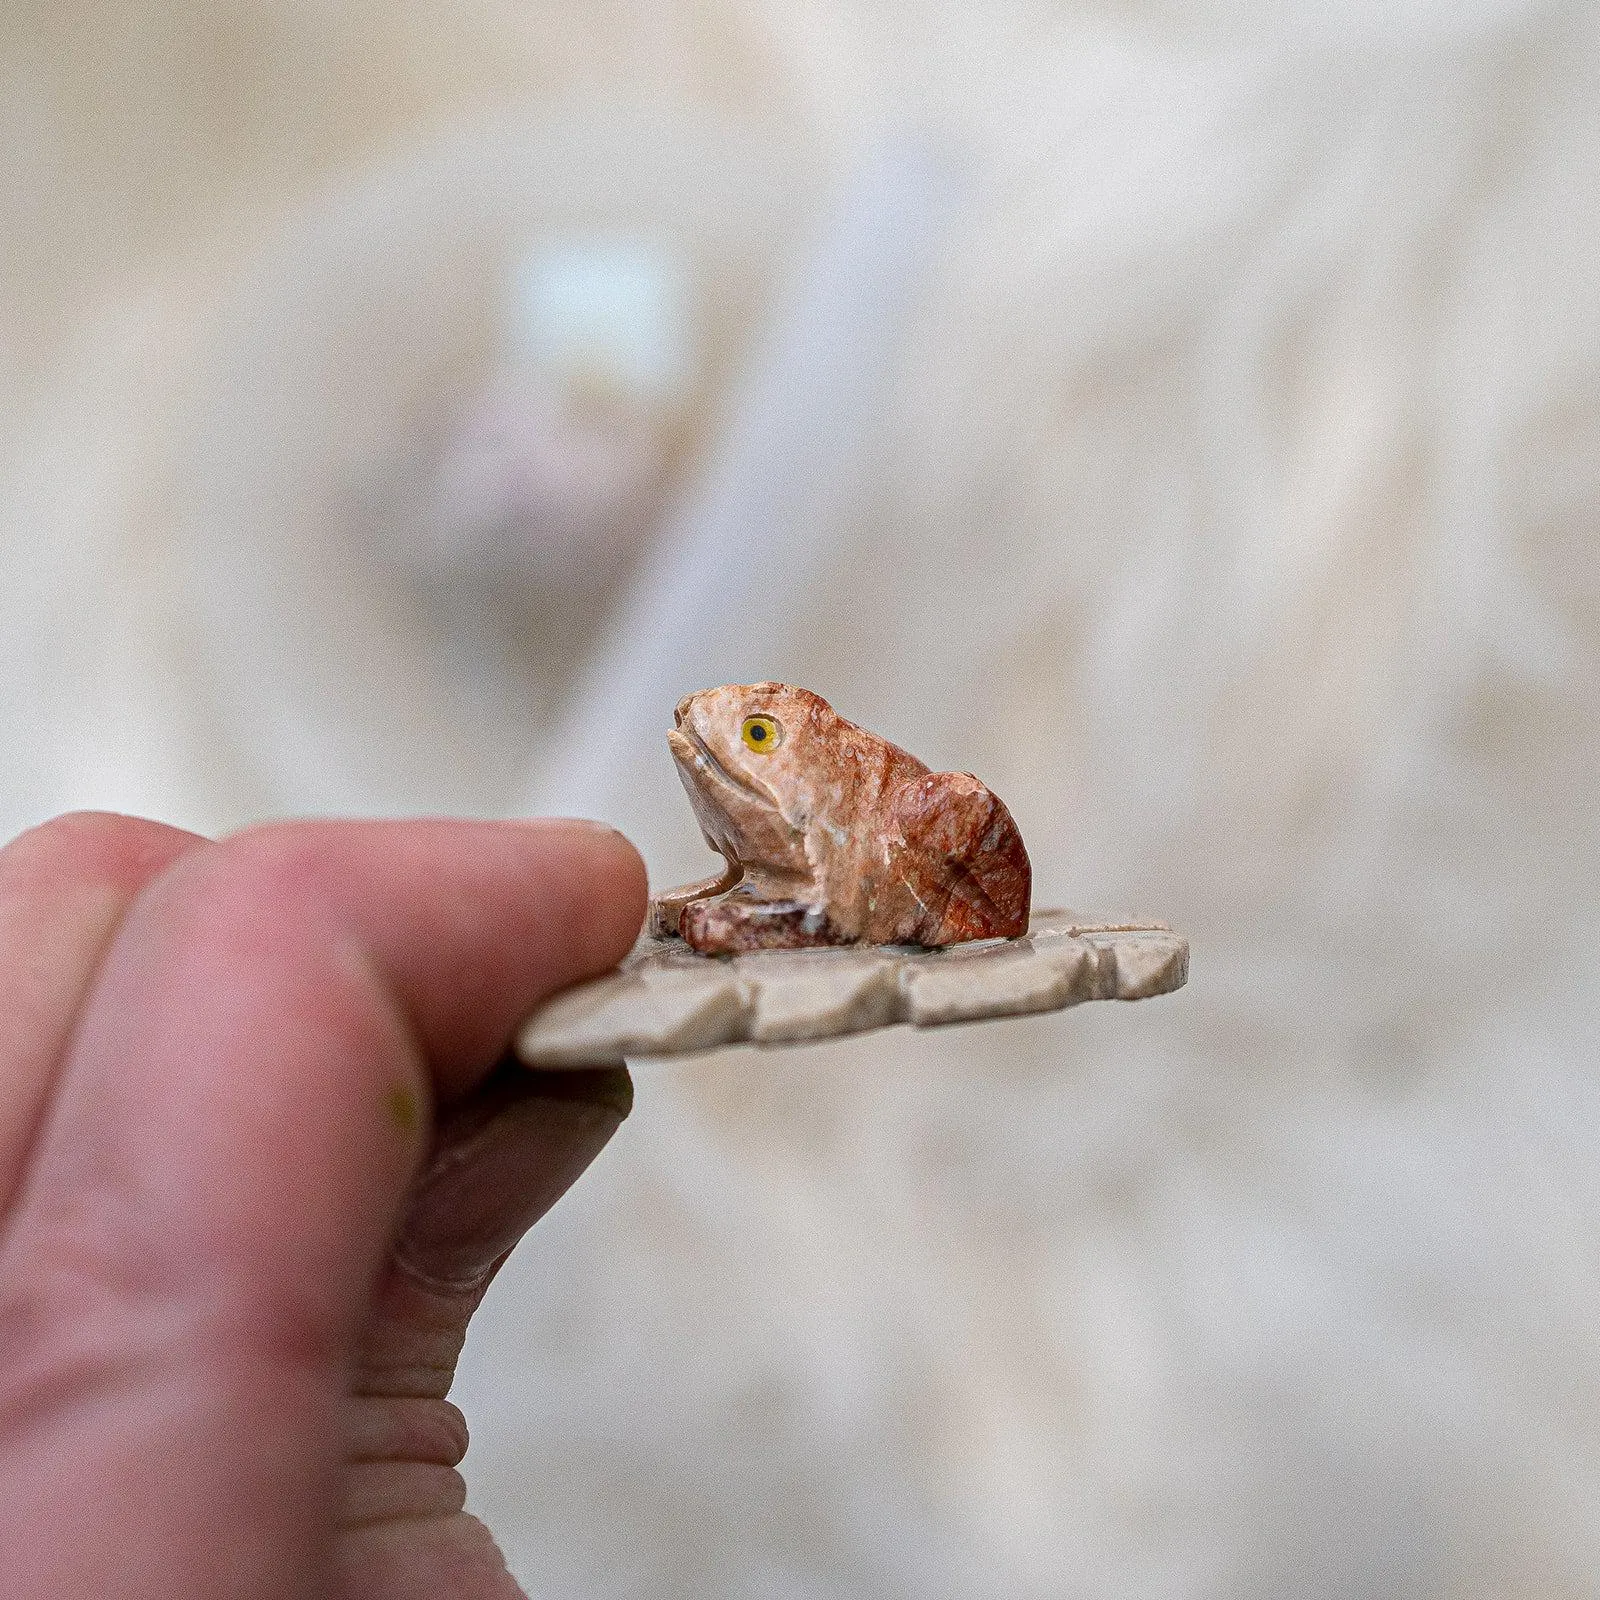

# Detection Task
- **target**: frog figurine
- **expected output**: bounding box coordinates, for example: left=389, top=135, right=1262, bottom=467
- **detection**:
left=653, top=683, right=1032, bottom=956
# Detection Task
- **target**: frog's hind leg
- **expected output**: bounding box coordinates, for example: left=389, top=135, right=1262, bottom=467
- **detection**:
left=890, top=772, right=1032, bottom=945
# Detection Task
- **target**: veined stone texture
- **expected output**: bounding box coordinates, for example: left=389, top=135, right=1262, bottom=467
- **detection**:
left=516, top=910, right=1187, bottom=1067
left=662, top=683, right=1032, bottom=953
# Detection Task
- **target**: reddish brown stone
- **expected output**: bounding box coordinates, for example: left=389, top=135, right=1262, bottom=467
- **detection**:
left=657, top=683, right=1031, bottom=956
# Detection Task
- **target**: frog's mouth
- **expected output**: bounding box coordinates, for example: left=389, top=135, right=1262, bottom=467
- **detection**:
left=667, top=725, right=772, bottom=809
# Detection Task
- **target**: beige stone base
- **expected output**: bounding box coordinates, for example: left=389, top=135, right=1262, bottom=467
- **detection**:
left=516, top=911, right=1188, bottom=1068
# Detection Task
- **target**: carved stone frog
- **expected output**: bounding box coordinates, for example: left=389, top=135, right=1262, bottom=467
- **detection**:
left=654, top=683, right=1031, bottom=955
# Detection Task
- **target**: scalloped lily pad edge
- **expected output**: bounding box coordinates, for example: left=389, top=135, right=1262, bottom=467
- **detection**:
left=515, top=910, right=1188, bottom=1068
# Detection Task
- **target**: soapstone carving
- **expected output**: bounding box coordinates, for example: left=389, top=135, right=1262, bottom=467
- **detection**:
left=513, top=684, right=1186, bottom=1067
left=654, top=683, right=1032, bottom=954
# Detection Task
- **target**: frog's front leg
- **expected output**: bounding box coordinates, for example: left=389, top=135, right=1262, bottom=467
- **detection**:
left=650, top=862, right=745, bottom=937
left=679, top=890, right=845, bottom=955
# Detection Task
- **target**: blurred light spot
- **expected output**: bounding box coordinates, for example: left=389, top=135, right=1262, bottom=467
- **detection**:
left=510, top=238, right=692, bottom=405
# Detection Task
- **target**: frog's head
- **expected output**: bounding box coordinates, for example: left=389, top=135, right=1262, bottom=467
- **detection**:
left=666, top=683, right=838, bottom=879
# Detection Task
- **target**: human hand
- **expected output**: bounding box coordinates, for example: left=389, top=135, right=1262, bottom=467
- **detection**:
left=0, top=812, right=648, bottom=1599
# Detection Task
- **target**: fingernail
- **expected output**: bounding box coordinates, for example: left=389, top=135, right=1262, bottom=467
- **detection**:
left=393, top=1064, right=632, bottom=1290
left=502, top=817, right=626, bottom=837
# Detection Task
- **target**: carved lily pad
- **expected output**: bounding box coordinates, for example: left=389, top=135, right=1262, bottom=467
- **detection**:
left=516, top=911, right=1187, bottom=1068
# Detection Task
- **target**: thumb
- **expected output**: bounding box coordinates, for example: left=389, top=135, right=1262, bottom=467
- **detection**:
left=393, top=1062, right=634, bottom=1292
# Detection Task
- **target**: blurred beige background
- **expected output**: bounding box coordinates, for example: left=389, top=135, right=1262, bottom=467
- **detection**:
left=5, top=1, right=1600, bottom=1594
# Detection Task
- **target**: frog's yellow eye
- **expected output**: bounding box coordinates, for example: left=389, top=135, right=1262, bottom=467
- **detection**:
left=741, top=714, right=782, bottom=754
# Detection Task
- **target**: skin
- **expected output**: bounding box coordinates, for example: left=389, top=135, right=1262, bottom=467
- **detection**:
left=659, top=683, right=1031, bottom=954
left=0, top=811, right=649, bottom=1600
